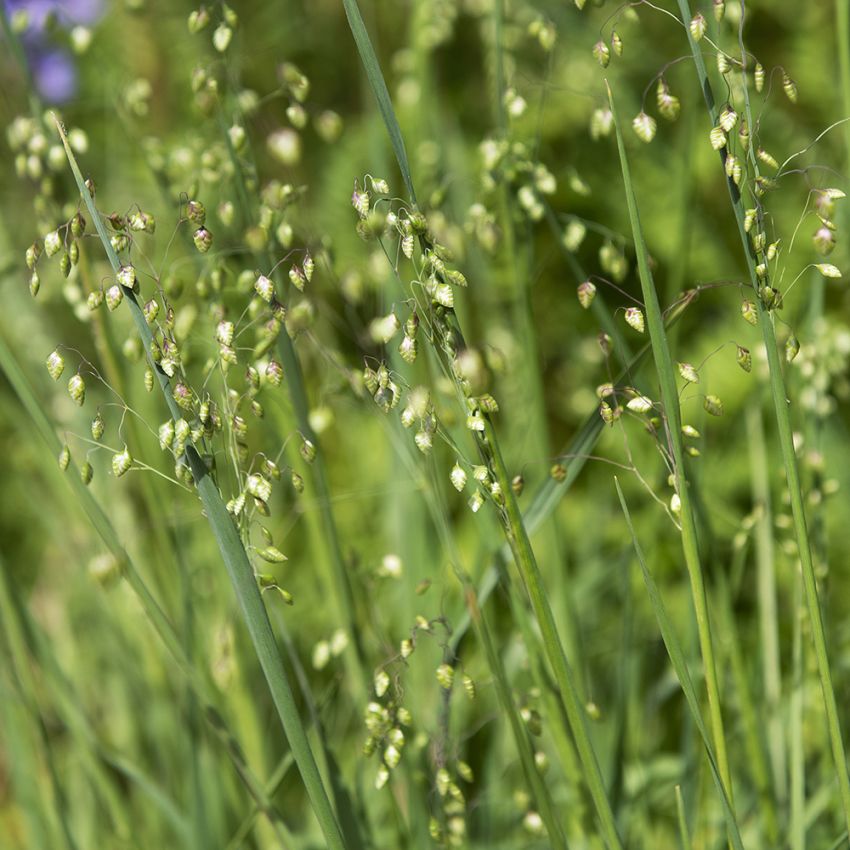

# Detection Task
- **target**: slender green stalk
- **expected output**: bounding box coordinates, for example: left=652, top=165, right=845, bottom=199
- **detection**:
left=746, top=404, right=785, bottom=802
left=464, top=580, right=568, bottom=850
left=483, top=419, right=622, bottom=847
left=606, top=81, right=733, bottom=806
left=791, top=566, right=806, bottom=850
left=213, top=77, right=368, bottom=702
left=0, top=329, right=299, bottom=845
left=676, top=1, right=850, bottom=830
left=53, top=121, right=348, bottom=850
left=716, top=572, right=779, bottom=842
left=675, top=785, right=693, bottom=850
left=0, top=557, right=191, bottom=842
left=615, top=480, right=743, bottom=849
left=341, top=3, right=623, bottom=844
left=0, top=584, right=80, bottom=850
left=837, top=1, right=850, bottom=171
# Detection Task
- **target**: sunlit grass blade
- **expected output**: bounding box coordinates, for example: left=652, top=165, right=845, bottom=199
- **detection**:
left=341, top=0, right=417, bottom=205
left=0, top=555, right=191, bottom=842
left=675, top=0, right=850, bottom=830
left=606, top=79, right=732, bottom=806
left=463, top=579, right=568, bottom=850
left=675, top=785, right=693, bottom=850
left=47, top=120, right=349, bottom=850
left=341, top=6, right=624, bottom=847
left=0, top=329, right=299, bottom=845
left=615, top=479, right=744, bottom=850
left=746, top=404, right=785, bottom=804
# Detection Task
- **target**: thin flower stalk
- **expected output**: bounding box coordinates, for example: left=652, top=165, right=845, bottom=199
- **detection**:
left=340, top=2, right=624, bottom=845
left=676, top=0, right=850, bottom=831
left=53, top=120, right=349, bottom=850
left=606, top=80, right=733, bottom=807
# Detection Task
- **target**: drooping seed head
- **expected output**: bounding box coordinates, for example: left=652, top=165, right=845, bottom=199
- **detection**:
left=265, top=359, right=284, bottom=386
left=255, top=273, right=274, bottom=302
left=709, top=125, right=727, bottom=150
left=577, top=280, right=596, bottom=309
left=143, top=299, right=159, bottom=323
left=718, top=105, right=737, bottom=132
left=212, top=22, right=232, bottom=51
left=351, top=184, right=370, bottom=218
left=247, top=473, right=272, bottom=502
left=46, top=349, right=65, bottom=381
left=735, top=345, right=753, bottom=372
left=757, top=148, right=779, bottom=170
left=303, top=253, right=314, bottom=281
left=625, top=306, right=645, bottom=333
left=741, top=300, right=758, bottom=325
left=610, top=30, right=623, bottom=56
left=704, top=394, right=723, bottom=416
left=68, top=374, right=86, bottom=406
left=632, top=111, right=657, bottom=143
left=593, top=40, right=610, bottom=68
left=627, top=395, right=653, bottom=414
left=813, top=224, right=836, bottom=255
left=785, top=334, right=800, bottom=363
left=398, top=335, right=417, bottom=364
left=193, top=227, right=213, bottom=253
left=173, top=381, right=194, bottom=410
left=215, top=320, right=234, bottom=346
left=300, top=437, right=316, bottom=463
left=26, top=242, right=42, bottom=269
left=656, top=80, right=680, bottom=121
left=782, top=72, right=798, bottom=103
left=91, top=412, right=104, bottom=440
left=815, top=263, right=842, bottom=279
left=677, top=362, right=700, bottom=384
left=289, top=264, right=306, bottom=291
left=450, top=463, right=467, bottom=492
left=689, top=12, right=706, bottom=40
left=187, top=6, right=210, bottom=32
left=70, top=212, right=86, bottom=238
left=105, top=284, right=123, bottom=311
left=187, top=200, right=206, bottom=225
left=112, top=445, right=132, bottom=477
left=436, top=663, right=455, bottom=690
left=44, top=230, right=62, bottom=257
left=117, top=264, right=136, bottom=291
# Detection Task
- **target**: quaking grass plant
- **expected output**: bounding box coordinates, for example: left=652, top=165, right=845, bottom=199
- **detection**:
left=4, top=0, right=850, bottom=848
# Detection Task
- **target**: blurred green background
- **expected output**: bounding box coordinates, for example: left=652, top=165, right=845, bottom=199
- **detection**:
left=2, top=0, right=850, bottom=847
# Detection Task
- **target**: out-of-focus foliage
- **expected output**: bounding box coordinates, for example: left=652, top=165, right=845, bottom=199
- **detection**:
left=2, top=0, right=850, bottom=848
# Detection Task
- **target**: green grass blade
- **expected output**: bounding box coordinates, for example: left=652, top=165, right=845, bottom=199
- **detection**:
left=53, top=119, right=348, bottom=850
left=606, top=79, right=733, bottom=807
left=675, top=786, right=693, bottom=850
left=0, top=557, right=190, bottom=842
left=615, top=479, right=744, bottom=850
left=674, top=1, right=850, bottom=830
left=791, top=566, right=806, bottom=850
left=746, top=404, right=785, bottom=804
left=342, top=10, right=623, bottom=844
left=341, top=0, right=417, bottom=206
left=0, top=329, right=296, bottom=845
left=463, top=580, right=568, bottom=850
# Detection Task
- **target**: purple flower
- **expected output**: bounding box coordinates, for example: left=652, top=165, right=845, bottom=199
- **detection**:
left=3, top=0, right=103, bottom=102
